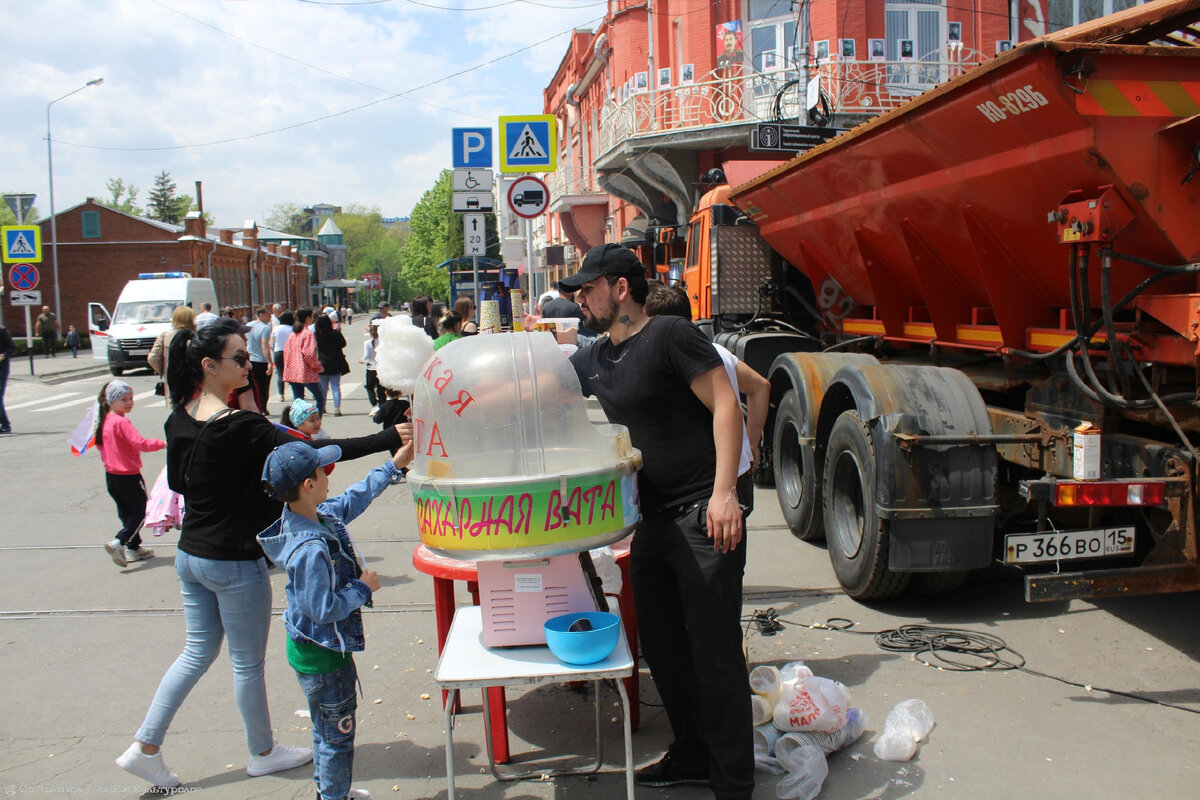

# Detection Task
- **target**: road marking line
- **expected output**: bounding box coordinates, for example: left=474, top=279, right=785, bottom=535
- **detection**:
left=6, top=392, right=80, bottom=410
left=30, top=389, right=157, bottom=413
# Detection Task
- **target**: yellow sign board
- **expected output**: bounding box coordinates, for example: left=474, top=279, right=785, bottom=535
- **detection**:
left=498, top=115, right=558, bottom=174
left=2, top=225, right=42, bottom=263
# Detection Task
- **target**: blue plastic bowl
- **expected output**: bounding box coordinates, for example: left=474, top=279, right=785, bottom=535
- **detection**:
left=544, top=612, right=620, bottom=665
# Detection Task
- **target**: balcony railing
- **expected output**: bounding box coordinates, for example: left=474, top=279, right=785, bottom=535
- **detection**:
left=597, top=57, right=984, bottom=156
left=546, top=162, right=602, bottom=201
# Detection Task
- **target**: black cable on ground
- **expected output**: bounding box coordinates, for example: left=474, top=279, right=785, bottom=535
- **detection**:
left=744, top=611, right=1200, bottom=716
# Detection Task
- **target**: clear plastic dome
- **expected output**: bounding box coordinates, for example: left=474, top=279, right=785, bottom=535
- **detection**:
left=408, top=332, right=642, bottom=560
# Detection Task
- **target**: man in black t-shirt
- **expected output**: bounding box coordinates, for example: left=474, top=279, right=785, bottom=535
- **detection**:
left=561, top=243, right=753, bottom=800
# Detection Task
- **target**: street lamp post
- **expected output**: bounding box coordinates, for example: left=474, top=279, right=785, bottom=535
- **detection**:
left=47, top=77, right=103, bottom=326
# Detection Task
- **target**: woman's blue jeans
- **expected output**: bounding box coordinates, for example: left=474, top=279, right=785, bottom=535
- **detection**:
left=319, top=373, right=342, bottom=410
left=297, top=660, right=358, bottom=800
left=135, top=552, right=275, bottom=755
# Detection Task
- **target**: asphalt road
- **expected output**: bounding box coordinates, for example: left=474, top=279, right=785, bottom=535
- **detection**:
left=1, top=321, right=1198, bottom=799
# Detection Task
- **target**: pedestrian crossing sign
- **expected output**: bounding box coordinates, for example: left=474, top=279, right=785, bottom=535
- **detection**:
left=2, top=225, right=42, bottom=263
left=499, top=115, right=557, bottom=174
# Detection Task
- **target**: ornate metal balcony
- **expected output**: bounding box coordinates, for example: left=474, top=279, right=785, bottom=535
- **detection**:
left=597, top=56, right=985, bottom=157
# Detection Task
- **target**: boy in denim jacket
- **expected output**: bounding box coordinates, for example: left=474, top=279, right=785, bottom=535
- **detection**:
left=257, top=435, right=412, bottom=800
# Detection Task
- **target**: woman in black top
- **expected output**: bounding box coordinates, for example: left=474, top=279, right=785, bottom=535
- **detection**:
left=116, top=318, right=404, bottom=788
left=314, top=313, right=350, bottom=416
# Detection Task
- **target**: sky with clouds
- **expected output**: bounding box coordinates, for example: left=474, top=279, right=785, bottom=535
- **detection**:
left=3, top=0, right=602, bottom=230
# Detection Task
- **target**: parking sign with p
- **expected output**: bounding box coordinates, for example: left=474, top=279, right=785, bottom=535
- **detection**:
left=452, top=128, right=492, bottom=168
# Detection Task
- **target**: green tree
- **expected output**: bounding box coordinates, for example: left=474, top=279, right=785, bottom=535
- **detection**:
left=102, top=178, right=141, bottom=215
left=399, top=170, right=458, bottom=301
left=147, top=170, right=189, bottom=224
left=266, top=202, right=309, bottom=235
left=334, top=204, right=411, bottom=304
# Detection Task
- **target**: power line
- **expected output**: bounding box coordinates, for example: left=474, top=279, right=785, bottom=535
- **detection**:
left=56, top=14, right=602, bottom=153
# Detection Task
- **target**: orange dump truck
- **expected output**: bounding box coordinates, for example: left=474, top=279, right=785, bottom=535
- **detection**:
left=691, top=0, right=1200, bottom=601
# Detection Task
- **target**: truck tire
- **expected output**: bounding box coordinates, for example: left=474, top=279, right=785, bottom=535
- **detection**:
left=773, top=390, right=823, bottom=541
left=823, top=410, right=910, bottom=600
left=109, top=365, right=124, bottom=376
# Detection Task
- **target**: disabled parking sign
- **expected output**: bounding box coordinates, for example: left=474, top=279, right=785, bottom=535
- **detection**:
left=499, top=115, right=557, bottom=174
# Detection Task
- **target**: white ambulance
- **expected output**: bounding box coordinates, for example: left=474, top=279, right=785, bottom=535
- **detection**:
left=88, top=272, right=219, bottom=376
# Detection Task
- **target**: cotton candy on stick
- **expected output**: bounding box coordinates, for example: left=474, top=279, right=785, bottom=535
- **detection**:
left=375, top=316, right=434, bottom=394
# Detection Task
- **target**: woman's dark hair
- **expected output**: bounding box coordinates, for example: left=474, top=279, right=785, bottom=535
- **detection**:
left=293, top=307, right=313, bottom=333
left=94, top=384, right=113, bottom=447
left=166, top=317, right=245, bottom=409
left=410, top=297, right=430, bottom=318
left=278, top=310, right=295, bottom=328
left=441, top=311, right=463, bottom=333
left=314, top=313, right=333, bottom=338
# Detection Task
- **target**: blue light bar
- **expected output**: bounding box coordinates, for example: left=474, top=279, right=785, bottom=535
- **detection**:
left=137, top=271, right=192, bottom=279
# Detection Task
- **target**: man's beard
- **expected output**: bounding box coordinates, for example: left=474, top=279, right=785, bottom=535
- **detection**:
left=582, top=297, right=619, bottom=333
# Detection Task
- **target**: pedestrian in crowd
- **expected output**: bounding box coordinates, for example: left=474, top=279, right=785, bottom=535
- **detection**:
left=362, top=322, right=381, bottom=414
left=0, top=323, right=14, bottom=434
left=645, top=285, right=769, bottom=516
left=315, top=313, right=349, bottom=417
left=96, top=380, right=165, bottom=568
left=246, top=307, right=274, bottom=414
left=271, top=303, right=284, bottom=328
left=323, top=306, right=341, bottom=330
left=194, top=302, right=219, bottom=329
left=560, top=243, right=753, bottom=799
left=369, top=301, right=390, bottom=324
left=257, top=433, right=414, bottom=800
left=373, top=388, right=410, bottom=454
left=115, top=318, right=404, bottom=790
left=409, top=297, right=430, bottom=337
left=540, top=287, right=589, bottom=328
left=344, top=305, right=353, bottom=325
left=453, top=296, right=477, bottom=335
left=66, top=324, right=81, bottom=357
left=433, top=311, right=464, bottom=351
left=536, top=281, right=561, bottom=313
left=35, top=305, right=58, bottom=358
left=149, top=306, right=198, bottom=407
left=283, top=308, right=325, bottom=415
left=272, top=310, right=294, bottom=404
left=425, top=301, right=444, bottom=339
left=280, top=398, right=330, bottom=441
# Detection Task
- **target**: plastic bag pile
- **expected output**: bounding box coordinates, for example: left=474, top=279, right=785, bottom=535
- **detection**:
left=750, top=662, right=865, bottom=800
left=750, top=662, right=937, bottom=799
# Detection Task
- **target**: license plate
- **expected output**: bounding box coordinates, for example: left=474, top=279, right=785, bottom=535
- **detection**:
left=1004, top=527, right=1135, bottom=564
left=128, top=349, right=150, bottom=356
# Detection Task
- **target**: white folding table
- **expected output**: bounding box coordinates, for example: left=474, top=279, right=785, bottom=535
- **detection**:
left=434, top=605, right=635, bottom=800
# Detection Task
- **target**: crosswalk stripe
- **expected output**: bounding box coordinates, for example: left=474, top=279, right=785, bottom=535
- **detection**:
left=30, top=389, right=157, bottom=413
left=6, top=392, right=80, bottom=410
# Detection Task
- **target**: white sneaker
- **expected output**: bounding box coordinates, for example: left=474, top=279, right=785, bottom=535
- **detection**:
left=246, top=740, right=313, bottom=776
left=126, top=547, right=156, bottom=562
left=105, top=539, right=127, bottom=567
left=348, top=790, right=372, bottom=799
left=116, top=742, right=181, bottom=788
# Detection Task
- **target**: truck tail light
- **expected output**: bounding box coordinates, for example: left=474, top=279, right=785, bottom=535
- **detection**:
left=1054, top=481, right=1166, bottom=507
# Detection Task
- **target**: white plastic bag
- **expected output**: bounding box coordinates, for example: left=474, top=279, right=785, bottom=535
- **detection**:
left=775, top=742, right=828, bottom=800
left=587, top=546, right=623, bottom=596
left=773, top=676, right=851, bottom=733
left=873, top=699, right=934, bottom=762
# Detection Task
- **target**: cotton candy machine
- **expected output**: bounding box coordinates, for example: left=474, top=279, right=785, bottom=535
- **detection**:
left=407, top=331, right=642, bottom=560
left=406, top=331, right=643, bottom=646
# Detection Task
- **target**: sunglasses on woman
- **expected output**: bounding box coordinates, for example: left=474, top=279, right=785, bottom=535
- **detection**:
left=219, top=353, right=250, bottom=367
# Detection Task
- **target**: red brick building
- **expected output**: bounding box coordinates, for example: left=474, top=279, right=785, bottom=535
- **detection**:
left=4, top=200, right=310, bottom=336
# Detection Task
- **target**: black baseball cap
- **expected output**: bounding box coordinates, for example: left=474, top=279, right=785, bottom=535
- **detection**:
left=558, top=243, right=646, bottom=291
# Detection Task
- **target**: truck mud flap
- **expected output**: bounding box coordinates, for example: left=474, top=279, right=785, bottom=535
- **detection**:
left=840, top=364, right=999, bottom=572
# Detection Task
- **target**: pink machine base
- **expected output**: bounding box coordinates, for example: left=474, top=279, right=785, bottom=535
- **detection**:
left=477, top=555, right=600, bottom=647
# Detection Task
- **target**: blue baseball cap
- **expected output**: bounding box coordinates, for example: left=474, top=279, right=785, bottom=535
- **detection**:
left=262, top=441, right=342, bottom=499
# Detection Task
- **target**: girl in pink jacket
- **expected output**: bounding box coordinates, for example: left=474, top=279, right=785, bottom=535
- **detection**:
left=97, top=380, right=165, bottom=568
